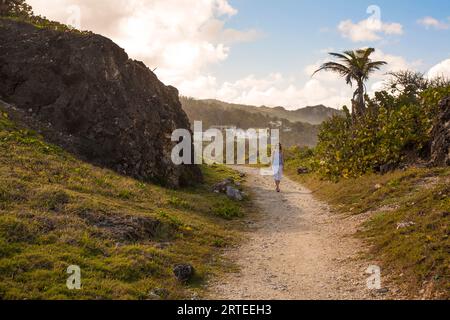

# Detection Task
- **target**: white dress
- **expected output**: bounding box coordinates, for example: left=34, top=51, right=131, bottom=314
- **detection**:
left=272, top=151, right=283, bottom=181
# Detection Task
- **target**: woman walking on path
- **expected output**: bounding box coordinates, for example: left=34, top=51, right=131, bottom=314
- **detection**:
left=272, top=143, right=284, bottom=192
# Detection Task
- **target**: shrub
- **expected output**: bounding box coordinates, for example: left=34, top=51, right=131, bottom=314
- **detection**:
left=1, top=0, right=91, bottom=34
left=284, top=146, right=316, bottom=172
left=312, top=84, right=450, bottom=180
left=212, top=200, right=243, bottom=220
left=167, top=196, right=191, bottom=210
left=0, top=0, right=33, bottom=18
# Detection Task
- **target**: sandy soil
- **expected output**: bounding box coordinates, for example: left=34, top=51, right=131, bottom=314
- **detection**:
left=208, top=167, right=394, bottom=300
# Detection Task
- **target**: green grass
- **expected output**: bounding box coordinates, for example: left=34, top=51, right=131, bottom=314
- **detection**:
left=212, top=201, right=243, bottom=220
left=1, top=15, right=90, bottom=35
left=0, top=105, right=250, bottom=300
left=285, top=160, right=449, bottom=299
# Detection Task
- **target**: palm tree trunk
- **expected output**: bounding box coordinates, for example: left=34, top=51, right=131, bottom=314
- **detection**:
left=0, top=4, right=8, bottom=16
left=356, top=80, right=366, bottom=117
left=351, top=99, right=358, bottom=123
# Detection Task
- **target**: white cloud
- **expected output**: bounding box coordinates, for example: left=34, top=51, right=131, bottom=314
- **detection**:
left=427, top=59, right=450, bottom=79
left=200, top=18, right=263, bottom=44
left=24, top=1, right=426, bottom=110
left=338, top=18, right=403, bottom=42
left=28, top=0, right=346, bottom=109
left=175, top=50, right=396, bottom=110
left=368, top=49, right=423, bottom=94
left=215, top=73, right=353, bottom=110
left=27, top=0, right=260, bottom=88
left=214, top=0, right=238, bottom=16
left=417, top=16, right=449, bottom=30
left=370, top=49, right=422, bottom=75
left=179, top=70, right=354, bottom=110
left=216, top=49, right=420, bottom=109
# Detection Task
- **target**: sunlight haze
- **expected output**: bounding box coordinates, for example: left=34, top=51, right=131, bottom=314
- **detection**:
left=27, top=0, right=450, bottom=109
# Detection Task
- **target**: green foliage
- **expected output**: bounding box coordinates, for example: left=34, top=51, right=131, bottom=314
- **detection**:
left=385, top=70, right=450, bottom=100
left=1, top=0, right=90, bottom=34
left=284, top=146, right=316, bottom=172
left=212, top=200, right=243, bottom=220
left=421, top=85, right=450, bottom=120
left=0, top=113, right=63, bottom=155
left=1, top=14, right=88, bottom=34
left=0, top=0, right=33, bottom=18
left=167, top=196, right=192, bottom=210
left=312, top=84, right=450, bottom=180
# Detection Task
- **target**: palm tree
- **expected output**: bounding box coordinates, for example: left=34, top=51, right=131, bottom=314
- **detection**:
left=313, top=48, right=386, bottom=118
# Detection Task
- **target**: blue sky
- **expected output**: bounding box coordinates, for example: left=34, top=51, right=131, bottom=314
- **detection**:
left=217, top=0, right=450, bottom=82
left=29, top=0, right=450, bottom=109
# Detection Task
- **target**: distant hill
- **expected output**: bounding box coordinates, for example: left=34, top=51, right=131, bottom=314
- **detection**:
left=180, top=97, right=334, bottom=147
left=196, top=99, right=343, bottom=125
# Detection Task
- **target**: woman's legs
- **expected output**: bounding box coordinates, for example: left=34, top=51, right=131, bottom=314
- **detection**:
left=273, top=167, right=282, bottom=192
left=275, top=180, right=280, bottom=192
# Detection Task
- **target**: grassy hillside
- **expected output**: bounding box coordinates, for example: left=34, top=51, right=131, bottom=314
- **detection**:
left=0, top=104, right=251, bottom=300
left=284, top=157, right=449, bottom=299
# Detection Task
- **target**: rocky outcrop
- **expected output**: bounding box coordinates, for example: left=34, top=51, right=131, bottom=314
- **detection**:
left=0, top=19, right=201, bottom=187
left=430, top=97, right=450, bottom=167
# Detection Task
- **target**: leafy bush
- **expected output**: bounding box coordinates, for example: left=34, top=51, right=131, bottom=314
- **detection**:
left=284, top=146, right=316, bottom=171
left=0, top=0, right=33, bottom=18
left=1, top=0, right=90, bottom=34
left=308, top=78, right=450, bottom=180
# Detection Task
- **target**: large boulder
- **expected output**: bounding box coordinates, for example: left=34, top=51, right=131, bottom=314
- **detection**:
left=0, top=19, right=201, bottom=187
left=226, top=185, right=244, bottom=201
left=430, top=97, right=450, bottom=167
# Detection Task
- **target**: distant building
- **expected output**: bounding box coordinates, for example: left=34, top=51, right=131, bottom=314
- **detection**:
left=269, top=120, right=283, bottom=128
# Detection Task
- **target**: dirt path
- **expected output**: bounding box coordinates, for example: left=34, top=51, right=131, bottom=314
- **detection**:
left=208, top=167, right=392, bottom=300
